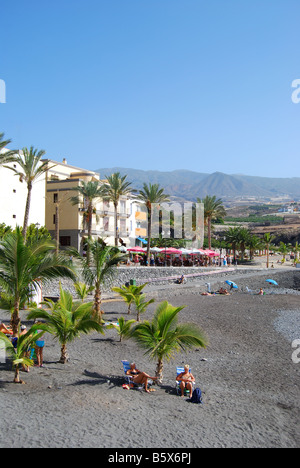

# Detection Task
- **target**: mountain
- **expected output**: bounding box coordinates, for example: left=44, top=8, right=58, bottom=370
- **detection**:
left=95, top=167, right=300, bottom=201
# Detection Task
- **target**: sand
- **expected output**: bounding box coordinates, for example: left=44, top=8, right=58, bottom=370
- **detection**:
left=0, top=268, right=299, bottom=448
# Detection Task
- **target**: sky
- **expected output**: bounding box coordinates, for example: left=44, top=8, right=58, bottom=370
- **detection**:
left=1, top=0, right=300, bottom=178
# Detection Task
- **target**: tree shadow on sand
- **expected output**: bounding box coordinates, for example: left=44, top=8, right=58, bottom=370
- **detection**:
left=67, top=369, right=124, bottom=389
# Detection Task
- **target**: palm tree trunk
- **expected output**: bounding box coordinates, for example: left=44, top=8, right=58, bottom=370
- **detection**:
left=147, top=205, right=152, bottom=263
left=93, top=282, right=102, bottom=321
left=267, top=245, right=270, bottom=268
left=155, top=358, right=163, bottom=384
left=114, top=202, right=118, bottom=247
left=87, top=203, right=93, bottom=264
left=22, top=183, right=32, bottom=238
left=14, top=365, right=20, bottom=383
left=59, top=344, right=68, bottom=364
left=11, top=299, right=20, bottom=335
left=208, top=217, right=212, bottom=250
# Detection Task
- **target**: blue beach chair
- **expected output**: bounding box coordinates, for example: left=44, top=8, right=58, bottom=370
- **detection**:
left=121, top=360, right=145, bottom=389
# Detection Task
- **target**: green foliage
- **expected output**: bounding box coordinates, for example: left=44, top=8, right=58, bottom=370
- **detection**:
left=130, top=301, right=208, bottom=382
left=112, top=283, right=148, bottom=314
left=27, top=285, right=104, bottom=363
left=0, top=326, right=45, bottom=383
left=107, top=316, right=136, bottom=342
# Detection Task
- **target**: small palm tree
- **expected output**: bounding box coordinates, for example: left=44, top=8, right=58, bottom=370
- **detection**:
left=225, top=227, right=241, bottom=262
left=278, top=241, right=289, bottom=263
left=81, top=240, right=127, bottom=319
left=0, top=228, right=76, bottom=334
left=137, top=183, right=170, bottom=261
left=198, top=195, right=226, bottom=250
left=102, top=172, right=134, bottom=246
left=27, top=286, right=104, bottom=364
left=133, top=294, right=155, bottom=322
left=3, top=147, right=51, bottom=238
left=112, top=283, right=148, bottom=315
left=0, top=326, right=45, bottom=383
left=74, top=282, right=95, bottom=302
left=130, top=301, right=208, bottom=383
left=263, top=232, right=275, bottom=268
left=107, top=316, right=136, bottom=342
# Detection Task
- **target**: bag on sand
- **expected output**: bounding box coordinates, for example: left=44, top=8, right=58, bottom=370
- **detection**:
left=190, top=387, right=202, bottom=404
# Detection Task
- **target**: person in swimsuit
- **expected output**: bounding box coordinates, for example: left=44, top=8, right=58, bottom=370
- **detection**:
left=126, top=362, right=158, bottom=393
left=176, top=364, right=195, bottom=398
left=0, top=322, right=13, bottom=336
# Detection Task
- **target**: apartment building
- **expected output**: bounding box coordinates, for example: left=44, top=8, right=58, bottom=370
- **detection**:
left=44, top=159, right=135, bottom=253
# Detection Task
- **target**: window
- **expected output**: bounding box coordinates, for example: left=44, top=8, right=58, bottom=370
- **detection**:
left=13, top=189, right=16, bottom=193
left=12, top=214, right=16, bottom=219
left=120, top=200, right=126, bottom=214
left=53, top=193, right=58, bottom=203
left=53, top=214, right=56, bottom=225
left=60, top=236, right=71, bottom=246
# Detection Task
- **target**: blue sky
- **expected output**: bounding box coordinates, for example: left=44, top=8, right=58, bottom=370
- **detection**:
left=1, top=0, right=300, bottom=178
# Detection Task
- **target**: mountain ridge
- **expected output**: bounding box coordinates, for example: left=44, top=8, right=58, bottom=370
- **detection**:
left=95, top=167, right=300, bottom=201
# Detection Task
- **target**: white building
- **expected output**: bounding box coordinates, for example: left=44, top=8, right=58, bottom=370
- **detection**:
left=0, top=149, right=45, bottom=229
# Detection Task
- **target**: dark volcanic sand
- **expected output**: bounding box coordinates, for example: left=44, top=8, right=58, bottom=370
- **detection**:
left=0, top=271, right=299, bottom=448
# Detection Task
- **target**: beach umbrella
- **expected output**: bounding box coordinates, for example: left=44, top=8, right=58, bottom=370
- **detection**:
left=150, top=247, right=162, bottom=253
left=160, top=247, right=182, bottom=255
left=225, top=280, right=238, bottom=289
left=127, top=247, right=146, bottom=253
left=266, top=279, right=278, bottom=286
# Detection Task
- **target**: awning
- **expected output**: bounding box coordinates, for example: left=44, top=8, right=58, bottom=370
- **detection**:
left=137, top=237, right=147, bottom=245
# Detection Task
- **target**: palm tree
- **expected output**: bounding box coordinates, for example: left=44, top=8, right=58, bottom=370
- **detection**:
left=137, top=183, right=170, bottom=262
left=0, top=132, right=16, bottom=161
left=107, top=316, right=136, bottom=342
left=247, top=234, right=262, bottom=261
left=130, top=301, right=208, bottom=383
left=0, top=326, right=45, bottom=383
left=263, top=232, right=275, bottom=268
left=27, top=286, right=104, bottom=363
left=292, top=241, right=300, bottom=263
left=225, top=227, right=241, bottom=262
left=74, top=282, right=95, bottom=302
left=3, top=147, right=51, bottom=238
left=278, top=241, right=289, bottom=263
left=81, top=240, right=127, bottom=320
left=133, top=294, right=155, bottom=322
left=112, top=283, right=148, bottom=314
left=0, top=228, right=77, bottom=334
left=236, top=227, right=251, bottom=261
left=70, top=180, right=104, bottom=258
left=198, top=196, right=226, bottom=250
left=102, top=172, right=134, bottom=246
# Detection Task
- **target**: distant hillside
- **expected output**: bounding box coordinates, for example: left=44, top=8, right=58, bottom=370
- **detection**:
left=95, top=167, right=300, bottom=201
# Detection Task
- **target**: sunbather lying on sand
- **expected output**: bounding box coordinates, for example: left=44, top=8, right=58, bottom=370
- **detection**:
left=126, top=363, right=158, bottom=393
left=218, top=288, right=230, bottom=295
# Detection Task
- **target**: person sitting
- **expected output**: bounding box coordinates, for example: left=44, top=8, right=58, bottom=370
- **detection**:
left=126, top=362, right=158, bottom=393
left=258, top=288, right=264, bottom=295
left=0, top=322, right=13, bottom=335
left=176, top=364, right=195, bottom=398
left=176, top=275, right=185, bottom=284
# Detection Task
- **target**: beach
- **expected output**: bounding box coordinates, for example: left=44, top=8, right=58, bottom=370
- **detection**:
left=0, top=268, right=299, bottom=448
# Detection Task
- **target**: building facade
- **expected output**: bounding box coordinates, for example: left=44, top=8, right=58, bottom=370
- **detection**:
left=44, top=159, right=137, bottom=253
